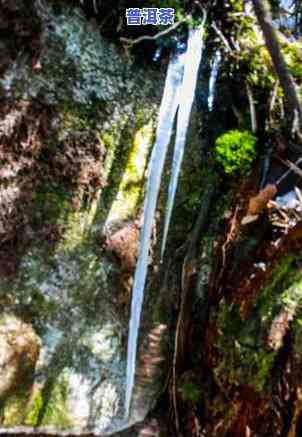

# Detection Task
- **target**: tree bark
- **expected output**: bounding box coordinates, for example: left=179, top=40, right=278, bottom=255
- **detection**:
left=252, top=0, right=302, bottom=129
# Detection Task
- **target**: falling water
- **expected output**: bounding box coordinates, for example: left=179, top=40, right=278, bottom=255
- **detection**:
left=124, top=43, right=186, bottom=419
left=160, top=26, right=206, bottom=259
left=125, top=20, right=207, bottom=419
left=208, top=50, right=221, bottom=112
left=125, top=23, right=206, bottom=419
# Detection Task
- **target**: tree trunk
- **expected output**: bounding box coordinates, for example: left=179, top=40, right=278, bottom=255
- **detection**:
left=252, top=0, right=302, bottom=129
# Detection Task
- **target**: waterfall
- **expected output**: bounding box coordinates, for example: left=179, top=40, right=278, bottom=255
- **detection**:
left=124, top=44, right=186, bottom=419
left=208, top=50, right=221, bottom=112
left=125, top=22, right=206, bottom=419
left=160, top=26, right=206, bottom=259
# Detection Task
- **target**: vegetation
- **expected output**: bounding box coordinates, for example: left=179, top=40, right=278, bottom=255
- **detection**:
left=214, top=130, right=257, bottom=175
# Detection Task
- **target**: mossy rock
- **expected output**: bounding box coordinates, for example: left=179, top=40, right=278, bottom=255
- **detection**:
left=213, top=256, right=302, bottom=394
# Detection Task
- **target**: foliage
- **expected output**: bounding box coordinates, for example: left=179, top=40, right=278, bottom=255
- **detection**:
left=214, top=130, right=257, bottom=175
left=138, top=0, right=185, bottom=17
left=245, top=45, right=275, bottom=88
left=283, top=41, right=302, bottom=81
left=179, top=381, right=202, bottom=403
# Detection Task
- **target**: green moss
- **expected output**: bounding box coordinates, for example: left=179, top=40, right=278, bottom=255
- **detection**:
left=283, top=41, right=302, bottom=80
left=35, top=186, right=71, bottom=221
left=257, top=256, right=300, bottom=321
left=246, top=45, right=275, bottom=88
left=3, top=390, right=30, bottom=426
left=120, top=122, right=153, bottom=195
left=106, top=120, right=154, bottom=222
left=230, top=0, right=244, bottom=12
left=24, top=378, right=70, bottom=428
left=24, top=391, right=43, bottom=426
left=59, top=101, right=101, bottom=135
left=3, top=368, right=70, bottom=428
left=250, top=349, right=277, bottom=392
left=99, top=121, right=133, bottom=213
left=3, top=384, right=67, bottom=428
left=214, top=299, right=277, bottom=393
left=292, top=310, right=302, bottom=365
left=281, top=276, right=302, bottom=314
left=182, top=166, right=210, bottom=213
left=214, top=129, right=257, bottom=175
left=34, top=183, right=97, bottom=253
left=56, top=204, right=99, bottom=252
left=178, top=381, right=202, bottom=403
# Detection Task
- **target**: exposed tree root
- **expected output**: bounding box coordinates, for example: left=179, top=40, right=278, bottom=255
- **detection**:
left=171, top=184, right=216, bottom=436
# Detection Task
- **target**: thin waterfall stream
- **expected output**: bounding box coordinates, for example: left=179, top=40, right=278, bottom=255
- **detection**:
left=124, top=42, right=185, bottom=420
left=160, top=26, right=206, bottom=259
left=208, top=50, right=221, bottom=112
left=125, top=22, right=206, bottom=419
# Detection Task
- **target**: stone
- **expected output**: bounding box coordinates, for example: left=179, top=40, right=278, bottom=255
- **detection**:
left=0, top=314, right=40, bottom=401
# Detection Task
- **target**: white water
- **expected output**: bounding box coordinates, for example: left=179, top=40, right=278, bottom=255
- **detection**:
left=124, top=45, right=186, bottom=419
left=160, top=27, right=206, bottom=259
left=208, top=50, right=221, bottom=112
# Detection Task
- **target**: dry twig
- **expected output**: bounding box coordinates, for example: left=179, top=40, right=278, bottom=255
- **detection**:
left=120, top=8, right=207, bottom=47
left=120, top=18, right=188, bottom=46
left=211, top=22, right=232, bottom=52
left=276, top=156, right=302, bottom=185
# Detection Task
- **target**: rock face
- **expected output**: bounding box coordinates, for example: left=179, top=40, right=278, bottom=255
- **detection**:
left=0, top=315, right=40, bottom=402
left=0, top=1, right=165, bottom=433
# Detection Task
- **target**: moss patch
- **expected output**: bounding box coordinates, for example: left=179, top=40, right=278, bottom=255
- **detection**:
left=24, top=377, right=70, bottom=428
left=214, top=129, right=257, bottom=175
left=3, top=378, right=70, bottom=429
left=107, top=120, right=154, bottom=222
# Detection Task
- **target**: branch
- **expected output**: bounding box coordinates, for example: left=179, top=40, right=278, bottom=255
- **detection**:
left=246, top=82, right=257, bottom=132
left=277, top=156, right=302, bottom=180
left=211, top=22, right=232, bottom=52
left=276, top=156, right=302, bottom=185
left=252, top=0, right=302, bottom=131
left=172, top=182, right=215, bottom=437
left=268, top=80, right=279, bottom=125
left=194, top=4, right=208, bottom=28
left=120, top=8, right=207, bottom=47
left=93, top=0, right=98, bottom=13
left=120, top=18, right=188, bottom=46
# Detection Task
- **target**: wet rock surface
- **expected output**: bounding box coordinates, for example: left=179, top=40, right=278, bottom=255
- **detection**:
left=0, top=0, right=165, bottom=433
